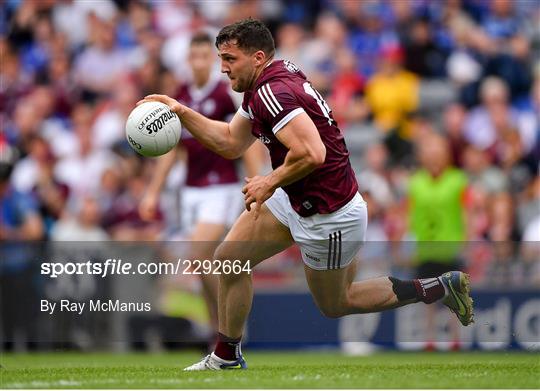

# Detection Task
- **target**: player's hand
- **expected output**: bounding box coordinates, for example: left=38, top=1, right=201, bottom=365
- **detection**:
left=137, top=94, right=186, bottom=117
left=242, top=176, right=275, bottom=220
left=139, top=191, right=159, bottom=221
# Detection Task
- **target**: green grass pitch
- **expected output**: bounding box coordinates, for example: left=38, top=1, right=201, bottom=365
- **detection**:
left=1, top=351, right=538, bottom=389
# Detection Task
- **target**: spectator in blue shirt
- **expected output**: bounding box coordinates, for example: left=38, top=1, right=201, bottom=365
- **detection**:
left=0, top=142, right=43, bottom=350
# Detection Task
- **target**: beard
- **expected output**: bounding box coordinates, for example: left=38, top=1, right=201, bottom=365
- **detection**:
left=231, top=76, right=247, bottom=92
left=231, top=67, right=259, bottom=93
left=231, top=82, right=243, bottom=92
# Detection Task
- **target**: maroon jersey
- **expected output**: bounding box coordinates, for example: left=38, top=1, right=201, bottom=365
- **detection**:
left=177, top=78, right=239, bottom=187
left=239, top=60, right=358, bottom=217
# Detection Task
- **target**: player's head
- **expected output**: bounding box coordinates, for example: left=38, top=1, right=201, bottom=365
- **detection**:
left=215, top=18, right=275, bottom=92
left=188, top=32, right=215, bottom=86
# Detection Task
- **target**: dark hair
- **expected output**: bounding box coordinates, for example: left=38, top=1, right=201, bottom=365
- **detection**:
left=190, top=31, right=213, bottom=46
left=215, top=18, right=275, bottom=57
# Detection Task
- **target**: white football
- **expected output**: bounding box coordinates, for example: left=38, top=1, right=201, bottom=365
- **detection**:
left=125, top=101, right=181, bottom=157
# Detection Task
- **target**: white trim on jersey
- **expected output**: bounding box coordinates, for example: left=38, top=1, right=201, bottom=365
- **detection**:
left=238, top=106, right=251, bottom=119
left=258, top=86, right=278, bottom=117
left=264, top=84, right=283, bottom=112
left=272, top=107, right=305, bottom=134
left=258, top=83, right=284, bottom=117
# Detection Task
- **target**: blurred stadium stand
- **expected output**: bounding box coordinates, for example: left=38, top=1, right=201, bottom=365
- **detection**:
left=1, top=0, right=539, bottom=352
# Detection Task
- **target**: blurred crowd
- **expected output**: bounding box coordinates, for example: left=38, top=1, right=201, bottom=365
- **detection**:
left=1, top=0, right=539, bottom=286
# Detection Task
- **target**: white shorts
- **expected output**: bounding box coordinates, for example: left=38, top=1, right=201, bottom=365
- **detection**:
left=181, top=183, right=243, bottom=233
left=266, top=188, right=368, bottom=270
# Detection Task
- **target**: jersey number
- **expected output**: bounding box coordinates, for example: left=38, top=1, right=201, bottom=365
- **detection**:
left=303, top=82, right=334, bottom=126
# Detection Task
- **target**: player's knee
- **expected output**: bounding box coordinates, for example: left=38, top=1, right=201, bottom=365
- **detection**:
left=213, top=243, right=235, bottom=269
left=319, top=306, right=346, bottom=318
left=317, top=301, right=348, bottom=318
left=213, top=242, right=241, bottom=263
left=214, top=244, right=250, bottom=284
left=219, top=272, right=242, bottom=286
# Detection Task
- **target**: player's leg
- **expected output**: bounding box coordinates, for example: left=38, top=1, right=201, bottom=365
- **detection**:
left=189, top=184, right=245, bottom=333
left=188, top=222, right=227, bottom=332
left=306, top=262, right=473, bottom=326
left=179, top=188, right=219, bottom=333
left=182, top=184, right=241, bottom=333
left=184, top=201, right=294, bottom=370
left=215, top=203, right=293, bottom=338
left=299, top=194, right=473, bottom=324
left=298, top=193, right=406, bottom=316
left=305, top=262, right=413, bottom=317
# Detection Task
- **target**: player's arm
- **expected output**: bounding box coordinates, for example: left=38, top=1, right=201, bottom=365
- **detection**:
left=147, top=147, right=179, bottom=194
left=242, top=112, right=326, bottom=217
left=241, top=142, right=265, bottom=177
left=139, top=146, right=180, bottom=221
left=267, top=112, right=326, bottom=187
left=138, top=94, right=255, bottom=159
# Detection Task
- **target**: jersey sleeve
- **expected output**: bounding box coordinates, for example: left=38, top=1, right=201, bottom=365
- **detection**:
left=222, top=88, right=239, bottom=122
left=253, top=82, right=305, bottom=134
left=238, top=93, right=252, bottom=120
